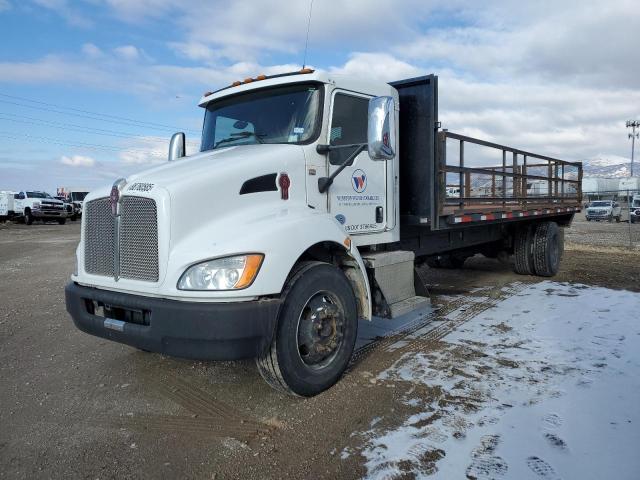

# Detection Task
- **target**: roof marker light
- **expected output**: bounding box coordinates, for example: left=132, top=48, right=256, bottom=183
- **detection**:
left=243, top=77, right=253, bottom=84
left=256, top=74, right=266, bottom=80
left=232, top=81, right=241, bottom=87
left=299, top=68, right=315, bottom=74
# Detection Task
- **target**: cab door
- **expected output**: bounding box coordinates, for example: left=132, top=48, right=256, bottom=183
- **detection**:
left=327, top=91, right=387, bottom=234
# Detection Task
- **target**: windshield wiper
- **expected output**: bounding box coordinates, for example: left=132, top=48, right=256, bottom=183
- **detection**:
left=214, top=131, right=266, bottom=149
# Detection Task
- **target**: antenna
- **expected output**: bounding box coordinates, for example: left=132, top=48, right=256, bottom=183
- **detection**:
left=302, top=0, right=314, bottom=69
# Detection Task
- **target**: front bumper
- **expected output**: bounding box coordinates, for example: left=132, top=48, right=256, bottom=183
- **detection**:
left=586, top=212, right=611, bottom=219
left=65, top=282, right=281, bottom=360
left=33, top=209, right=67, bottom=218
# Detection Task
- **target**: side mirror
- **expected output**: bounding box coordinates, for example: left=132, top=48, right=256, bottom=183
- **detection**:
left=168, top=132, right=186, bottom=161
left=367, top=96, right=396, bottom=160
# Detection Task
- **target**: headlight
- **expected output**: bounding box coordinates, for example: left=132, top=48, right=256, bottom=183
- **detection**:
left=32, top=202, right=41, bottom=208
left=177, top=254, right=264, bottom=291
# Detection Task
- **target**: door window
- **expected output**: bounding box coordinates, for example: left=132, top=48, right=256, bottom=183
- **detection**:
left=329, top=93, right=369, bottom=165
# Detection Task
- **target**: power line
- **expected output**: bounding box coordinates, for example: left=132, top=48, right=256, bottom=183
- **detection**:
left=0, top=93, right=201, bottom=134
left=0, top=113, right=141, bottom=139
left=0, top=130, right=167, bottom=157
left=0, top=112, right=201, bottom=143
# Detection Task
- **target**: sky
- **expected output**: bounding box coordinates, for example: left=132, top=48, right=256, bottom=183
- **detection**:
left=0, top=0, right=639, bottom=193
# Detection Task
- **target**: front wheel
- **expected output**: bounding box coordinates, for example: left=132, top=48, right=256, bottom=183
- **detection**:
left=615, top=216, right=621, bottom=223
left=58, top=218, right=66, bottom=225
left=24, top=210, right=34, bottom=225
left=256, top=262, right=358, bottom=397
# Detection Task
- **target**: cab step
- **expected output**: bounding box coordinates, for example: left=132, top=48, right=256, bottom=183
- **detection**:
left=361, top=250, right=430, bottom=319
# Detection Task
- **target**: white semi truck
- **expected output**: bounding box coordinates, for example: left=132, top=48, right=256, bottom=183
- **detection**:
left=66, top=70, right=583, bottom=396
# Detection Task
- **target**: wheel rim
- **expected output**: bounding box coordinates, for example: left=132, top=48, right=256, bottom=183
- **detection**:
left=296, top=291, right=346, bottom=370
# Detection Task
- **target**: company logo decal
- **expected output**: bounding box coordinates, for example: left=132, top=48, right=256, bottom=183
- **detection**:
left=352, top=169, right=367, bottom=193
left=335, top=214, right=346, bottom=225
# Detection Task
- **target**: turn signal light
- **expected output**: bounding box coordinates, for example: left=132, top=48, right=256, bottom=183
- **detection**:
left=236, top=255, right=264, bottom=289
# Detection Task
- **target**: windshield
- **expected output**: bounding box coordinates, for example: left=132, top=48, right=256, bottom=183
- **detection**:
left=590, top=201, right=611, bottom=207
left=26, top=191, right=52, bottom=199
left=71, top=192, right=88, bottom=201
left=201, top=83, right=322, bottom=152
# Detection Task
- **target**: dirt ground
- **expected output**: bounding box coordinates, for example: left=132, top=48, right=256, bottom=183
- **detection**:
left=0, top=219, right=638, bottom=479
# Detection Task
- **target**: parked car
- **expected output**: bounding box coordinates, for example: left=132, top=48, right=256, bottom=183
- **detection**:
left=585, top=200, right=621, bottom=222
left=14, top=191, right=68, bottom=224
left=54, top=196, right=77, bottom=220
left=630, top=195, right=640, bottom=224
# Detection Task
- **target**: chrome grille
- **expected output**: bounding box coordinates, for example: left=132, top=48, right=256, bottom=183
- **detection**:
left=84, top=198, right=115, bottom=277
left=83, top=196, right=159, bottom=282
left=119, top=197, right=159, bottom=282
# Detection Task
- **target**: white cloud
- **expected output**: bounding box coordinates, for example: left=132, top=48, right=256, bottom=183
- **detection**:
left=0, top=0, right=11, bottom=12
left=329, top=53, right=420, bottom=82
left=81, top=43, right=103, bottom=58
left=114, top=45, right=140, bottom=61
left=60, top=154, right=96, bottom=167
left=118, top=135, right=198, bottom=165
left=32, top=0, right=92, bottom=27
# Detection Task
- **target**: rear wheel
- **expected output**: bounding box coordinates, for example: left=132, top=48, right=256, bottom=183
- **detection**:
left=616, top=216, right=621, bottom=223
left=532, top=221, right=562, bottom=277
left=256, top=262, right=358, bottom=397
left=58, top=218, right=66, bottom=225
left=513, top=224, right=535, bottom=275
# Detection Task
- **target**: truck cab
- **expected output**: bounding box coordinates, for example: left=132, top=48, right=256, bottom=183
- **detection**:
left=66, top=70, right=582, bottom=396
left=15, top=191, right=68, bottom=225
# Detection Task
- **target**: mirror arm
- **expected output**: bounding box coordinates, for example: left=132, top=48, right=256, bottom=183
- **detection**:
left=316, top=143, right=367, bottom=154
left=317, top=143, right=367, bottom=194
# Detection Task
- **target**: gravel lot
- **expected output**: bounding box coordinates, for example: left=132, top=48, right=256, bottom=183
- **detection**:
left=0, top=219, right=638, bottom=479
left=565, top=217, right=640, bottom=249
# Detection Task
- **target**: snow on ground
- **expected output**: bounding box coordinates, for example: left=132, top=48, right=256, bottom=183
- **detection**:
left=348, top=282, right=640, bottom=479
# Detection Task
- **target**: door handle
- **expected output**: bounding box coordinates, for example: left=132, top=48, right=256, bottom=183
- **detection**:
left=376, top=206, right=384, bottom=223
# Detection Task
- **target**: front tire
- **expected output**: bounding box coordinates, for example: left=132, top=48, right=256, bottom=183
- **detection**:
left=24, top=210, right=34, bottom=225
left=256, top=262, right=358, bottom=397
left=58, top=218, right=66, bottom=225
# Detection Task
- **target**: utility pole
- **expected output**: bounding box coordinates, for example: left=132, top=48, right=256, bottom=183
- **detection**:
left=628, top=120, right=639, bottom=177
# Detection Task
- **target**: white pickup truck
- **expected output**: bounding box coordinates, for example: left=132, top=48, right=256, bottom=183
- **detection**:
left=630, top=195, right=640, bottom=224
left=14, top=191, right=68, bottom=225
left=585, top=200, right=622, bottom=222
left=66, top=70, right=582, bottom=396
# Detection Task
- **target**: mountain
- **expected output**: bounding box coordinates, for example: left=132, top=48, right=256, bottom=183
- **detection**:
left=583, top=157, right=634, bottom=178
